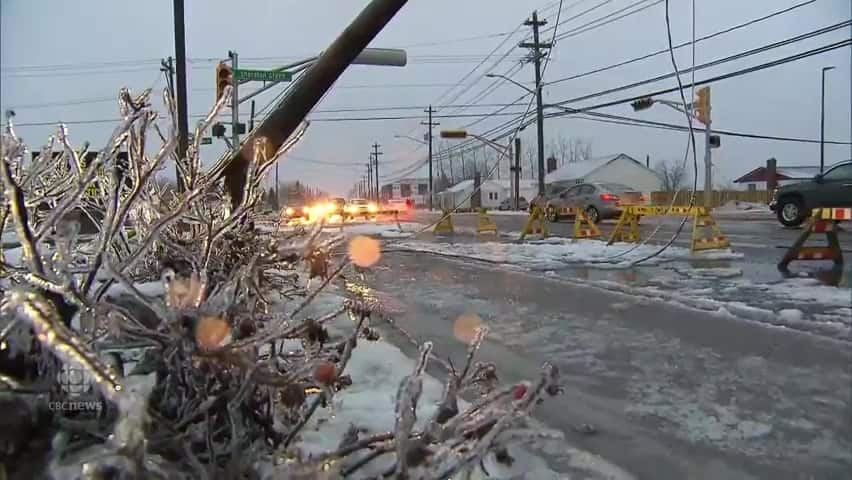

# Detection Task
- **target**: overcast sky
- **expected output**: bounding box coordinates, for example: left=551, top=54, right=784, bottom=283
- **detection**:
left=2, top=0, right=850, bottom=195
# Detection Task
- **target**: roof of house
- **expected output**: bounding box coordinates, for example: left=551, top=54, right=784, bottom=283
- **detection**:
left=544, top=153, right=646, bottom=183
left=733, top=165, right=822, bottom=183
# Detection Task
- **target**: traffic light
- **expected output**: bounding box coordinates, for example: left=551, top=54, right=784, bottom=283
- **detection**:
left=694, top=86, right=711, bottom=125
left=440, top=129, right=467, bottom=139
left=630, top=97, right=654, bottom=111
left=216, top=62, right=233, bottom=103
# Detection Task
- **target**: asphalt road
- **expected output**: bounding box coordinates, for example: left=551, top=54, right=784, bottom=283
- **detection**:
left=351, top=250, right=852, bottom=480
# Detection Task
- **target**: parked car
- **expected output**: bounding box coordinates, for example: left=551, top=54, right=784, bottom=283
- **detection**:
left=545, top=182, right=645, bottom=223
left=385, top=198, right=414, bottom=215
left=497, top=196, right=529, bottom=210
left=770, top=161, right=852, bottom=227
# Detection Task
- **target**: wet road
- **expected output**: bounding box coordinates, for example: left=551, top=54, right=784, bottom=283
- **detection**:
left=357, top=250, right=852, bottom=480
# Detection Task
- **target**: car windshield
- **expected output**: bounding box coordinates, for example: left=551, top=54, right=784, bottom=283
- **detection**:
left=9, top=5, right=850, bottom=480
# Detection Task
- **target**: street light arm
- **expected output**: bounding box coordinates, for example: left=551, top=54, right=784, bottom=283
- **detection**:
left=394, top=134, right=427, bottom=145
left=468, top=133, right=511, bottom=157
left=486, top=73, right=536, bottom=96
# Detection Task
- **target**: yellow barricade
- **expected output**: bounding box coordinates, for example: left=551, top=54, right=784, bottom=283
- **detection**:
left=778, top=208, right=846, bottom=271
left=476, top=209, right=498, bottom=236
left=433, top=210, right=454, bottom=235
left=573, top=209, right=601, bottom=240
left=608, top=205, right=730, bottom=252
left=520, top=205, right=548, bottom=241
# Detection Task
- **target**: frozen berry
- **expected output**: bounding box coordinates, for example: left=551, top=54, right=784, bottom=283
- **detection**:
left=195, top=316, right=231, bottom=350
left=313, top=361, right=337, bottom=385
left=512, top=383, right=528, bottom=400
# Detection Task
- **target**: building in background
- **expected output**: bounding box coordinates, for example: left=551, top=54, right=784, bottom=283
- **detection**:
left=733, top=164, right=822, bottom=191
left=380, top=177, right=429, bottom=205
left=545, top=153, right=661, bottom=193
left=436, top=179, right=505, bottom=210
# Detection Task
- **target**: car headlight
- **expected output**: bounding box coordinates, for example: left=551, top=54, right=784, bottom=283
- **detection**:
left=368, top=203, right=378, bottom=213
left=285, top=207, right=295, bottom=216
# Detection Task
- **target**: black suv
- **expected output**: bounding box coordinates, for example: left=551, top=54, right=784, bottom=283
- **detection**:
left=770, top=161, right=852, bottom=226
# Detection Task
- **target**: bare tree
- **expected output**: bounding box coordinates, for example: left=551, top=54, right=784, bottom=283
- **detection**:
left=569, top=137, right=593, bottom=163
left=654, top=159, right=689, bottom=192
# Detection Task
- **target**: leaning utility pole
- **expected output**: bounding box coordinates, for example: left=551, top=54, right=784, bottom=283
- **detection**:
left=218, top=0, right=410, bottom=208
left=372, top=142, right=382, bottom=200
left=172, top=0, right=189, bottom=191
left=422, top=105, right=439, bottom=211
left=520, top=11, right=551, bottom=197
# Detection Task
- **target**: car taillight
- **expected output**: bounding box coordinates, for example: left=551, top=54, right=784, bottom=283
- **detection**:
left=600, top=193, right=619, bottom=202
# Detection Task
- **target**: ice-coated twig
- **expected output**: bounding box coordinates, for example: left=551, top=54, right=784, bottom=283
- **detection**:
left=5, top=290, right=124, bottom=401
left=393, top=341, right=432, bottom=478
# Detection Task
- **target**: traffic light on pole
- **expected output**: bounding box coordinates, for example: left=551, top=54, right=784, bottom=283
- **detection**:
left=216, top=62, right=233, bottom=103
left=694, top=86, right=711, bottom=125
left=631, top=97, right=654, bottom=111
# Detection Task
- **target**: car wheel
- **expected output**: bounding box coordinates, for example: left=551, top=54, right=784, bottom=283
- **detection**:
left=586, top=206, right=600, bottom=224
left=546, top=206, right=558, bottom=222
left=777, top=197, right=806, bottom=227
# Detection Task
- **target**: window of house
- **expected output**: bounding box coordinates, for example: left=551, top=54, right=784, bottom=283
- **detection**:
left=401, top=184, right=412, bottom=197
left=418, top=183, right=427, bottom=195
left=748, top=183, right=757, bottom=191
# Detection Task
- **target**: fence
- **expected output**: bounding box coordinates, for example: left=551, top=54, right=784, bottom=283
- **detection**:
left=649, top=190, right=771, bottom=208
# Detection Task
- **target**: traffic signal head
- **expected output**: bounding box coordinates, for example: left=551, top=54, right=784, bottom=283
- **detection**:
left=694, top=86, right=711, bottom=125
left=440, top=129, right=468, bottom=139
left=216, top=62, right=233, bottom=102
left=631, top=97, right=654, bottom=111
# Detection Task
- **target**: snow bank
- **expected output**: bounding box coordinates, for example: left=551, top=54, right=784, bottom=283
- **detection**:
left=715, top=201, right=770, bottom=213
left=399, top=238, right=742, bottom=270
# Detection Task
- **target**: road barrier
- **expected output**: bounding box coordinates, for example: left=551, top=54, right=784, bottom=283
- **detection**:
left=433, top=210, right=454, bottom=235
left=608, top=205, right=730, bottom=253
left=549, top=206, right=603, bottom=240
left=520, top=205, right=549, bottom=241
left=778, top=208, right=848, bottom=271
left=476, top=209, right=498, bottom=236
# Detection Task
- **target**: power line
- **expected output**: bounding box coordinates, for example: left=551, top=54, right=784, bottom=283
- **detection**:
left=554, top=21, right=851, bottom=105
left=546, top=0, right=818, bottom=85
left=553, top=0, right=663, bottom=42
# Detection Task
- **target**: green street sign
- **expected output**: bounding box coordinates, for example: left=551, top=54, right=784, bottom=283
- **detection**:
left=201, top=137, right=213, bottom=145
left=234, top=69, right=293, bottom=83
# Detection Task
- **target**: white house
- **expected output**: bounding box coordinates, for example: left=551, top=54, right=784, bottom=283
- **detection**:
left=436, top=179, right=505, bottom=210
left=495, top=179, right=538, bottom=202
left=380, top=178, right=429, bottom=206
left=545, top=153, right=661, bottom=193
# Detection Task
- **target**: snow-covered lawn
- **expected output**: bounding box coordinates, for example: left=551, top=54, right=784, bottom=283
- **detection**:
left=399, top=237, right=742, bottom=269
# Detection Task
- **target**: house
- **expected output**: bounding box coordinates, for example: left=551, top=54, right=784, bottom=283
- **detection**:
left=733, top=164, right=821, bottom=191
left=544, top=153, right=661, bottom=192
left=494, top=179, right=538, bottom=202
left=380, top=178, right=429, bottom=206
left=436, top=179, right=505, bottom=210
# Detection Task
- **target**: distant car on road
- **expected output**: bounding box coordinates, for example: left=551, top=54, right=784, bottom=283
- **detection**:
left=770, top=161, right=852, bottom=227
left=345, top=198, right=379, bottom=219
left=280, top=203, right=308, bottom=222
left=544, top=182, right=645, bottom=223
left=497, top=196, right=528, bottom=210
left=385, top=198, right=414, bottom=214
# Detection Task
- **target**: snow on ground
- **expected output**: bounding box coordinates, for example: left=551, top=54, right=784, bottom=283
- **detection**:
left=713, top=201, right=772, bottom=217
left=399, top=237, right=743, bottom=270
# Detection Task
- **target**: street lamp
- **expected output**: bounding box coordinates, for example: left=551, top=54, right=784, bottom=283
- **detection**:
left=820, top=66, right=835, bottom=174
left=485, top=73, right=536, bottom=96
left=393, top=134, right=427, bottom=145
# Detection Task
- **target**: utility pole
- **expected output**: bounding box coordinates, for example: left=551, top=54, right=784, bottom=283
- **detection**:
left=366, top=161, right=373, bottom=200
left=820, top=66, right=835, bottom=173
left=422, top=105, right=439, bottom=211
left=513, top=137, right=521, bottom=210
left=172, top=0, right=189, bottom=191
left=520, top=10, right=551, bottom=197
left=229, top=51, right=240, bottom=150
left=372, top=142, right=382, bottom=201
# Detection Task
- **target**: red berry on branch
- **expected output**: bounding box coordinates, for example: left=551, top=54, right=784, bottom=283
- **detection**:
left=512, top=383, right=528, bottom=400
left=313, top=361, right=337, bottom=385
